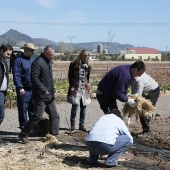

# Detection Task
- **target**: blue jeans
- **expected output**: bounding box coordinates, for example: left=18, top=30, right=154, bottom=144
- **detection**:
left=0, top=92, right=5, bottom=125
left=86, top=135, right=132, bottom=166
left=16, top=89, right=35, bottom=129
left=70, top=99, right=86, bottom=126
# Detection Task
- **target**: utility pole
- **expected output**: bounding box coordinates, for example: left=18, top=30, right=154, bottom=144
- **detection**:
left=67, top=36, right=76, bottom=53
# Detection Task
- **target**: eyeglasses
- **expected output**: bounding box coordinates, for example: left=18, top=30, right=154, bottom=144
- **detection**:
left=27, top=49, right=34, bottom=52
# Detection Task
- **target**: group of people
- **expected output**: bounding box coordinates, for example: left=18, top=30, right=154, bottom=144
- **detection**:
left=0, top=42, right=160, bottom=167
left=86, top=60, right=160, bottom=167
left=0, top=43, right=60, bottom=144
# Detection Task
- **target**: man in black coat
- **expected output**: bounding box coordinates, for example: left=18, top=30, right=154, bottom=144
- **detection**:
left=19, top=45, right=60, bottom=144
left=0, top=44, right=13, bottom=145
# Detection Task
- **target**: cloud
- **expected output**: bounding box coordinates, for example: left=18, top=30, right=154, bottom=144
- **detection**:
left=36, top=0, right=61, bottom=8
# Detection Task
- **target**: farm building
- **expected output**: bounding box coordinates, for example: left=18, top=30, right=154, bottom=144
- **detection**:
left=118, top=47, right=161, bottom=61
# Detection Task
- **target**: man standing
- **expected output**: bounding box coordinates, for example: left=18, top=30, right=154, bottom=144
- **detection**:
left=19, top=46, right=60, bottom=144
left=131, top=72, right=160, bottom=134
left=13, top=43, right=38, bottom=130
left=96, top=61, right=146, bottom=113
left=0, top=44, right=13, bottom=145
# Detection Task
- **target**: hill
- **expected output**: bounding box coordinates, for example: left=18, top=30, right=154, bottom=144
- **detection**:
left=0, top=29, right=134, bottom=53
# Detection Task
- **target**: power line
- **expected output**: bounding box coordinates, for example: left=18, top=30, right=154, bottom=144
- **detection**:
left=1, top=7, right=170, bottom=10
left=0, top=20, right=170, bottom=26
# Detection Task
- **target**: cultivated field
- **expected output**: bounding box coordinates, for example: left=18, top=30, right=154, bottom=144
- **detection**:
left=52, top=61, right=170, bottom=86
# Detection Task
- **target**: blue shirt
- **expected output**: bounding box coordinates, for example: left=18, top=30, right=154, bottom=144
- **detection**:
left=98, top=65, right=132, bottom=102
left=13, top=54, right=35, bottom=90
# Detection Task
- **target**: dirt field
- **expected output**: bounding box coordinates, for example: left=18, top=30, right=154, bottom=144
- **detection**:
left=0, top=92, right=170, bottom=170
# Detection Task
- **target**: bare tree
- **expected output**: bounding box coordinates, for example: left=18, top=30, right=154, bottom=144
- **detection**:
left=107, top=31, right=115, bottom=54
left=67, top=36, right=76, bottom=53
left=58, top=41, right=66, bottom=53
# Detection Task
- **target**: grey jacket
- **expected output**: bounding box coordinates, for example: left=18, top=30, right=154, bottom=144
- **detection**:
left=31, top=53, right=55, bottom=102
left=131, top=72, right=158, bottom=96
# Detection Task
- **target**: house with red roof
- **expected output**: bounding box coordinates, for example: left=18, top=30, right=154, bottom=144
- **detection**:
left=118, top=47, right=161, bottom=61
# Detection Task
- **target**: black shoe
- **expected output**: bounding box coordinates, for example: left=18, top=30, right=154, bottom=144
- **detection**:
left=71, top=124, right=75, bottom=131
left=79, top=125, right=86, bottom=132
left=18, top=133, right=30, bottom=144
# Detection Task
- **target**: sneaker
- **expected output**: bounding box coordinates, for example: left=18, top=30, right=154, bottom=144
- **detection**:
left=79, top=125, right=86, bottom=132
left=18, top=133, right=30, bottom=144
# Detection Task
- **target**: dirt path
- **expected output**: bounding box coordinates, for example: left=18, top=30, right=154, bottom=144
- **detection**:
left=0, top=92, right=170, bottom=170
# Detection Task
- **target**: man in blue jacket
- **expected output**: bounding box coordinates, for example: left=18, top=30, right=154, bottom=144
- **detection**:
left=13, top=43, right=38, bottom=130
left=97, top=61, right=146, bottom=114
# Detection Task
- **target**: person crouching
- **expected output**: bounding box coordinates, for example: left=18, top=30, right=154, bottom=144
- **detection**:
left=85, top=109, right=133, bottom=167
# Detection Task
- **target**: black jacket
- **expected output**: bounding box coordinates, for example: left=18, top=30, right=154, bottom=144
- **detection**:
left=31, top=53, right=55, bottom=102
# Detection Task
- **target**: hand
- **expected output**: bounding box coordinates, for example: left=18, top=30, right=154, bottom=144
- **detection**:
left=45, top=91, right=49, bottom=95
left=127, top=98, right=137, bottom=108
left=19, top=89, right=25, bottom=95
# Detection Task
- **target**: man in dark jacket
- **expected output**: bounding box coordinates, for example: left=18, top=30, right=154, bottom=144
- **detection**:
left=0, top=44, right=13, bottom=145
left=97, top=61, right=146, bottom=114
left=18, top=46, right=60, bottom=144
left=13, top=43, right=38, bottom=130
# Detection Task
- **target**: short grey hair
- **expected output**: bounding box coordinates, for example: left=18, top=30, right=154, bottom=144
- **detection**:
left=43, top=45, right=54, bottom=53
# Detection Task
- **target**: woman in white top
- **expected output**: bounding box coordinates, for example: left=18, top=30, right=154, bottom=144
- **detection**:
left=131, top=72, right=160, bottom=133
left=86, top=109, right=133, bottom=167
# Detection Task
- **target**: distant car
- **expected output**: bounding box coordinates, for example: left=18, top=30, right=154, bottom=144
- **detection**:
left=8, top=47, right=24, bottom=73
left=12, top=46, right=24, bottom=57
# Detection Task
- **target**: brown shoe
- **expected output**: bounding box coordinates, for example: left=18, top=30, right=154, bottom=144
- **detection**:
left=18, top=133, right=30, bottom=144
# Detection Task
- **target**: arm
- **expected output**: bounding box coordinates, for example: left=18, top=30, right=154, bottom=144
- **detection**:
left=31, top=61, right=47, bottom=94
left=87, top=65, right=91, bottom=82
left=13, top=58, right=23, bottom=90
left=118, top=119, right=133, bottom=143
left=68, top=62, right=75, bottom=86
left=113, top=80, right=129, bottom=102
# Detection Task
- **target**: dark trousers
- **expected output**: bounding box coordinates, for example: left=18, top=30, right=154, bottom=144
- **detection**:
left=96, top=93, right=118, bottom=114
left=16, top=89, right=35, bottom=129
left=22, top=100, right=60, bottom=135
left=0, top=91, right=5, bottom=125
left=140, top=86, right=160, bottom=132
left=70, top=99, right=86, bottom=126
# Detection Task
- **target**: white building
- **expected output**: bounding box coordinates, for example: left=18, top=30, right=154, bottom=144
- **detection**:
left=118, top=47, right=161, bottom=61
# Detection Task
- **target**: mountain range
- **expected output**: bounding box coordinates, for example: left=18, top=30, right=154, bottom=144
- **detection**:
left=0, top=29, right=135, bottom=53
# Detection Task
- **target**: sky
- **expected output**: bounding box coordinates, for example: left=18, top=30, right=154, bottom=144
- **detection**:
left=0, top=0, right=170, bottom=51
